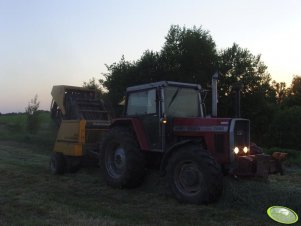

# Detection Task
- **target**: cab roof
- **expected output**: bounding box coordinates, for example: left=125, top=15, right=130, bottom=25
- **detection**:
left=126, top=81, right=202, bottom=92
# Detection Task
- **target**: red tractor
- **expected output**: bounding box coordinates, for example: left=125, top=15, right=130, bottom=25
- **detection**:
left=51, top=79, right=284, bottom=204
left=99, top=80, right=278, bottom=204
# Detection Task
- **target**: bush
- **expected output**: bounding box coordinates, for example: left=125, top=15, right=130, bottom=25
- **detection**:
left=269, top=106, right=301, bottom=150
left=25, top=95, right=41, bottom=134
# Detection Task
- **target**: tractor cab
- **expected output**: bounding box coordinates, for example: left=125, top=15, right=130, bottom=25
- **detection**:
left=124, top=81, right=205, bottom=150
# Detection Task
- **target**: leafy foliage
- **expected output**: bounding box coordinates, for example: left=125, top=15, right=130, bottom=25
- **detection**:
left=282, top=75, right=301, bottom=108
left=266, top=76, right=301, bottom=149
left=86, top=25, right=301, bottom=149
left=216, top=44, right=278, bottom=144
left=217, top=43, right=276, bottom=116
left=101, top=25, right=218, bottom=112
left=160, top=25, right=218, bottom=84
left=270, top=106, right=301, bottom=149
left=272, top=81, right=287, bottom=104
left=83, top=77, right=103, bottom=92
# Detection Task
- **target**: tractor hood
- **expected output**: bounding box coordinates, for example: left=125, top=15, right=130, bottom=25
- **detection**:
left=172, top=117, right=251, bottom=167
left=173, top=117, right=231, bottom=134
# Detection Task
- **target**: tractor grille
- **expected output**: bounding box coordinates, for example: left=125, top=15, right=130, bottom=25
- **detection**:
left=234, top=120, right=250, bottom=148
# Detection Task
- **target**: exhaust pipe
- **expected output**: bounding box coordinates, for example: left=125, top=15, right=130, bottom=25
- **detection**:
left=212, top=71, right=218, bottom=117
left=233, top=82, right=243, bottom=118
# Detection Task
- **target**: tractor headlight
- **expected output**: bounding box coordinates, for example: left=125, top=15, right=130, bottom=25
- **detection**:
left=243, top=146, right=248, bottom=154
left=234, top=147, right=239, bottom=154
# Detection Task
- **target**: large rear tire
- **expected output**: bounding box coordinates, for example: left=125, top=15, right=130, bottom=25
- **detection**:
left=167, top=145, right=223, bottom=204
left=101, top=127, right=145, bottom=188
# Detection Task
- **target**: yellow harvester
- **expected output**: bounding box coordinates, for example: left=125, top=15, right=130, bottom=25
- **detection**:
left=49, top=85, right=111, bottom=174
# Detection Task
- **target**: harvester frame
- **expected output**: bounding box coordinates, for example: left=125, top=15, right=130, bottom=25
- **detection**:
left=49, top=85, right=111, bottom=173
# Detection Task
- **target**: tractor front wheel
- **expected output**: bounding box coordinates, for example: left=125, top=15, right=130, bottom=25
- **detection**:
left=101, top=127, right=145, bottom=188
left=167, top=145, right=223, bottom=204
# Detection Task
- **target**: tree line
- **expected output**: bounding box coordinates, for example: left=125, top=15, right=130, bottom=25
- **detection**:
left=85, top=25, right=301, bottom=150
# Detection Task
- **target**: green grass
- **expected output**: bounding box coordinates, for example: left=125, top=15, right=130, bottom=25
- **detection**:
left=0, top=113, right=27, bottom=124
left=0, top=113, right=300, bottom=225
left=1, top=141, right=300, bottom=226
left=0, top=113, right=26, bottom=136
left=0, top=112, right=56, bottom=145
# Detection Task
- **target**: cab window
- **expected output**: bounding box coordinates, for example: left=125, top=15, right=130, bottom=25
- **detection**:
left=164, top=86, right=200, bottom=117
left=126, top=89, right=156, bottom=115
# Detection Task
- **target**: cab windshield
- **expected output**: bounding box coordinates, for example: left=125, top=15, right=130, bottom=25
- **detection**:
left=164, top=86, right=201, bottom=117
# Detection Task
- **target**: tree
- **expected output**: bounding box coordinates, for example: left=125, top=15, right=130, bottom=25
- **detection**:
left=101, top=55, right=138, bottom=114
left=218, top=43, right=275, bottom=110
left=283, top=75, right=301, bottom=108
left=290, top=75, right=301, bottom=96
left=272, top=81, right=287, bottom=104
left=217, top=43, right=277, bottom=145
left=270, top=106, right=301, bottom=149
left=101, top=25, right=218, bottom=113
left=83, top=77, right=103, bottom=92
left=83, top=77, right=103, bottom=101
left=267, top=76, right=301, bottom=149
left=96, top=25, right=299, bottom=148
left=160, top=25, right=218, bottom=85
left=25, top=94, right=40, bottom=133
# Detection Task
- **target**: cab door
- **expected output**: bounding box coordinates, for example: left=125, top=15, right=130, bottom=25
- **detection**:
left=126, top=88, right=162, bottom=150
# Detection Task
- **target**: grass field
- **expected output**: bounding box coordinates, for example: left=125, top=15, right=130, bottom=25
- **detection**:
left=0, top=112, right=300, bottom=226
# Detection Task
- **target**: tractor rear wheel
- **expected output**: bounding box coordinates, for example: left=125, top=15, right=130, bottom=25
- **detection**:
left=101, top=127, right=145, bottom=188
left=49, top=152, right=65, bottom=175
left=167, top=145, right=223, bottom=204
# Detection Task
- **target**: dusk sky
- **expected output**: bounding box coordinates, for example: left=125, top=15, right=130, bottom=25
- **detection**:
left=1, top=0, right=300, bottom=113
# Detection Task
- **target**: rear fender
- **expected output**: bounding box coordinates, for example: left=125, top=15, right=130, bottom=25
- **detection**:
left=110, top=118, right=150, bottom=151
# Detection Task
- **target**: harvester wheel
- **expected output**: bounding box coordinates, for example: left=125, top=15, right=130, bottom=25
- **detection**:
left=65, top=156, right=82, bottom=173
left=101, top=127, right=145, bottom=188
left=49, top=152, right=65, bottom=175
left=167, top=145, right=223, bottom=204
